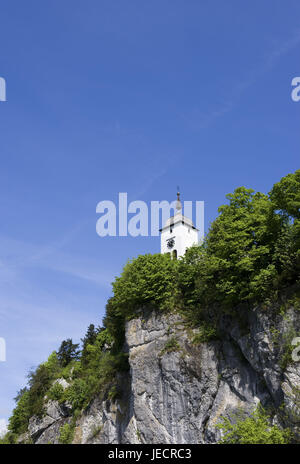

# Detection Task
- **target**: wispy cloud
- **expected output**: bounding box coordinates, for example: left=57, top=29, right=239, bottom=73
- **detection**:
left=0, top=233, right=112, bottom=288
left=132, top=167, right=167, bottom=199
left=0, top=230, right=113, bottom=422
left=182, top=29, right=300, bottom=129
left=0, top=225, right=115, bottom=422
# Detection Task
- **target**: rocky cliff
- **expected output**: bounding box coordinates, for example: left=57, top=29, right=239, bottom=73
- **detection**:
left=23, top=301, right=300, bottom=444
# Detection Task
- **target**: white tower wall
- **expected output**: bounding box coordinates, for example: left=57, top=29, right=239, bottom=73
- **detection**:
left=160, top=213, right=199, bottom=258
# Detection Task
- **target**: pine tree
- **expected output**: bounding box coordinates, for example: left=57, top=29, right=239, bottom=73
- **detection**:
left=56, top=339, right=80, bottom=368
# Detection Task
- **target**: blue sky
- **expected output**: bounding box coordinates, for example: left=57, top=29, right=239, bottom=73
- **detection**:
left=0, top=1, right=299, bottom=426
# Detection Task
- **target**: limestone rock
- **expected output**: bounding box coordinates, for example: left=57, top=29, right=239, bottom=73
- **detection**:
left=28, top=400, right=72, bottom=442
left=27, top=303, right=300, bottom=444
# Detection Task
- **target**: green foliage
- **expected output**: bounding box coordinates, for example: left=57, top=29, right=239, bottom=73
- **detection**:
left=81, top=324, right=98, bottom=351
left=8, top=352, right=62, bottom=436
left=104, top=253, right=180, bottom=350
left=81, top=324, right=100, bottom=365
left=272, top=224, right=299, bottom=286
left=63, top=379, right=91, bottom=411
left=62, top=339, right=129, bottom=412
left=7, top=320, right=129, bottom=441
left=159, top=337, right=180, bottom=356
left=113, top=253, right=178, bottom=312
left=194, top=188, right=282, bottom=306
left=176, top=245, right=207, bottom=310
left=106, top=254, right=178, bottom=326
left=61, top=359, right=81, bottom=380
left=0, top=432, right=17, bottom=444
left=43, top=351, right=61, bottom=373
left=136, top=429, right=142, bottom=442
left=58, top=422, right=75, bottom=444
left=179, top=174, right=299, bottom=316
left=95, top=328, right=113, bottom=351
left=26, top=365, right=54, bottom=417
left=47, top=382, right=64, bottom=402
left=8, top=390, right=30, bottom=435
left=192, top=322, right=219, bottom=344
left=57, top=339, right=80, bottom=368
left=103, top=298, right=127, bottom=350
left=269, top=169, right=300, bottom=221
left=270, top=170, right=300, bottom=272
left=217, top=407, right=292, bottom=444
left=107, top=385, right=120, bottom=402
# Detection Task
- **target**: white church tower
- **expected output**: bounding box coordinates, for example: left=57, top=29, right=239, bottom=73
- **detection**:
left=160, top=191, right=199, bottom=259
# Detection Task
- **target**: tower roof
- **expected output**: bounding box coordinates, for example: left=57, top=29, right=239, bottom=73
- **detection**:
left=159, top=190, right=198, bottom=232
left=161, top=212, right=197, bottom=231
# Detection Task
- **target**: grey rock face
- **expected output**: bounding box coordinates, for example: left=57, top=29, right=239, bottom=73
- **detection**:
left=30, top=304, right=300, bottom=444
left=29, top=414, right=56, bottom=441
left=28, top=399, right=72, bottom=443
left=282, top=364, right=300, bottom=426
left=124, top=310, right=272, bottom=443
left=53, top=378, right=70, bottom=390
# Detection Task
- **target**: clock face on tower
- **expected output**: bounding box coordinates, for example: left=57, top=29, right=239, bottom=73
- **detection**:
left=167, top=238, right=175, bottom=249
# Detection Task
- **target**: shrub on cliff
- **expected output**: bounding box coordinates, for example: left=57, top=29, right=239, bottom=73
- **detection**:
left=104, top=253, right=179, bottom=346
left=217, top=407, right=292, bottom=444
left=111, top=253, right=179, bottom=313
left=58, top=422, right=75, bottom=444
left=8, top=352, right=61, bottom=435
left=8, top=390, right=31, bottom=436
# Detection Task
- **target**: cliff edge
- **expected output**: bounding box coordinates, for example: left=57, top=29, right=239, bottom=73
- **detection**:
left=24, top=301, right=300, bottom=444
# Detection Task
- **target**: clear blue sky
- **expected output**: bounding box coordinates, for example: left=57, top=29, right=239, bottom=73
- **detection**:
left=0, top=1, right=299, bottom=427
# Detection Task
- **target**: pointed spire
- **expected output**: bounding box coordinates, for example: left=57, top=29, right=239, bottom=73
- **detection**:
left=176, top=186, right=182, bottom=212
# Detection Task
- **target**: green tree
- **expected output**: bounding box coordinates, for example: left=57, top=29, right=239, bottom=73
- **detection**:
left=13, top=387, right=29, bottom=403
left=8, top=390, right=30, bottom=435
left=269, top=169, right=300, bottom=220
left=81, top=324, right=98, bottom=351
left=26, top=363, right=54, bottom=416
left=270, top=170, right=300, bottom=261
left=112, top=253, right=179, bottom=313
left=104, top=253, right=179, bottom=345
left=57, top=339, right=80, bottom=368
left=195, top=187, right=282, bottom=306
left=81, top=324, right=99, bottom=365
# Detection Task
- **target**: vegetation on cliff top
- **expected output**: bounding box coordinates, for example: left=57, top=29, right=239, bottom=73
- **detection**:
left=2, top=170, right=299, bottom=444
left=106, top=170, right=299, bottom=332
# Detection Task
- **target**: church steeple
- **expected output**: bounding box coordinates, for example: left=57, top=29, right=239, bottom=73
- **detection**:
left=175, top=187, right=182, bottom=212
left=160, top=188, right=199, bottom=258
